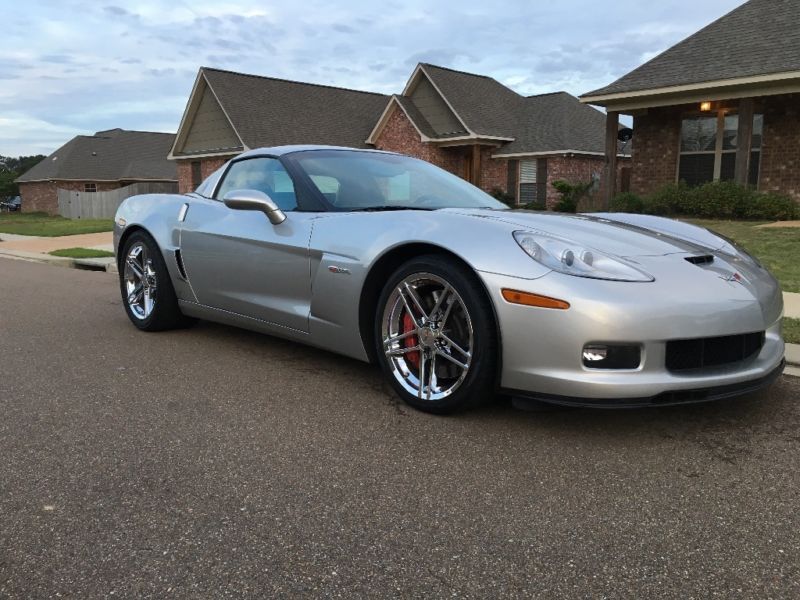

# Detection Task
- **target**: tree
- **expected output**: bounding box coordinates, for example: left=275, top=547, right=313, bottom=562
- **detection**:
left=0, top=154, right=46, bottom=198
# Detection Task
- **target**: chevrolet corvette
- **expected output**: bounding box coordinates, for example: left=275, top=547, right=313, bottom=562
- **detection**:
left=114, top=146, right=785, bottom=413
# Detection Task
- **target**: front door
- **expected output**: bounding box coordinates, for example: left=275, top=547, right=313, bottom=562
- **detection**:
left=179, top=156, right=314, bottom=333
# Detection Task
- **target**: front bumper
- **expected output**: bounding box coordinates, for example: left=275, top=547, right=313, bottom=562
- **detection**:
left=479, top=269, right=785, bottom=404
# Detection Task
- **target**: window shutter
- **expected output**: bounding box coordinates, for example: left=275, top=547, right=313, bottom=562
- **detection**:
left=506, top=159, right=518, bottom=203
left=536, top=158, right=548, bottom=204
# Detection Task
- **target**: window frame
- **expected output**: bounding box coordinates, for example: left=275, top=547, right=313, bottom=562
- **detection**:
left=84, top=182, right=97, bottom=193
left=211, top=154, right=325, bottom=212
left=677, top=109, right=762, bottom=187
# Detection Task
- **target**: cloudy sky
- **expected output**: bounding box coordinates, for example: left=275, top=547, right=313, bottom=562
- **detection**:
left=2, top=0, right=744, bottom=157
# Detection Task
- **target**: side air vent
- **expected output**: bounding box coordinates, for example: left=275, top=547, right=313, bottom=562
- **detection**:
left=685, top=254, right=714, bottom=265
left=174, top=249, right=188, bottom=280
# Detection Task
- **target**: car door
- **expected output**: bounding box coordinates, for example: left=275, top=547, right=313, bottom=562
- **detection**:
left=179, top=156, right=314, bottom=333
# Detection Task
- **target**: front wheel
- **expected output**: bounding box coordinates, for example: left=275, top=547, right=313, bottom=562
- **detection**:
left=119, top=231, right=194, bottom=331
left=375, top=255, right=498, bottom=414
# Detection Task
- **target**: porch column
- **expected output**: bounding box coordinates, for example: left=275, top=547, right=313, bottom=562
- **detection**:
left=471, top=144, right=482, bottom=188
left=734, top=98, right=755, bottom=186
left=603, top=111, right=619, bottom=209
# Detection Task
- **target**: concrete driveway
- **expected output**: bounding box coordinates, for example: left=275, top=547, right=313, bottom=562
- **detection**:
left=1, top=258, right=798, bottom=598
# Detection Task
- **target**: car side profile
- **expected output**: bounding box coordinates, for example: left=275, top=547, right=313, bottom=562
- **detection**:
left=114, top=146, right=785, bottom=413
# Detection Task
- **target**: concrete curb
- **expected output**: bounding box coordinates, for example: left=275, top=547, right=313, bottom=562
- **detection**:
left=786, top=343, right=800, bottom=367
left=0, top=248, right=116, bottom=274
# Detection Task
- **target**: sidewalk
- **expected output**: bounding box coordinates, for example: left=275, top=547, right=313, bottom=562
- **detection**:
left=784, top=291, right=800, bottom=320
left=0, top=231, right=112, bottom=253
left=0, top=232, right=116, bottom=273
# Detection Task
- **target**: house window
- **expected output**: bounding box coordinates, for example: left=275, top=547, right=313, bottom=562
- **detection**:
left=678, top=112, right=762, bottom=186
left=191, top=161, right=202, bottom=189
left=84, top=183, right=97, bottom=193
left=519, top=159, right=537, bottom=203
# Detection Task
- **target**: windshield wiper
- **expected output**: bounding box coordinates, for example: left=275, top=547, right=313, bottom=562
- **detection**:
left=345, top=205, right=434, bottom=212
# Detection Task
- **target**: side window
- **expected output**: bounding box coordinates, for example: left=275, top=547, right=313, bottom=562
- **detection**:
left=215, top=157, right=298, bottom=211
left=309, top=175, right=341, bottom=204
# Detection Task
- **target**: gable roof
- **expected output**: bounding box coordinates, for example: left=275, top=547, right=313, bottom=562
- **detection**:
left=369, top=63, right=618, bottom=156
left=583, top=0, right=800, bottom=100
left=419, top=64, right=520, bottom=139
left=17, top=129, right=177, bottom=183
left=171, top=67, right=389, bottom=159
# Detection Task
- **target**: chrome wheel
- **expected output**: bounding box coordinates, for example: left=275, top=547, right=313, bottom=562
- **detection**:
left=381, top=273, right=473, bottom=401
left=123, top=242, right=157, bottom=320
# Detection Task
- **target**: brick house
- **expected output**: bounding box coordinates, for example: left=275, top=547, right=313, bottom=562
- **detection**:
left=581, top=0, right=800, bottom=205
left=368, top=63, right=629, bottom=207
left=171, top=65, right=628, bottom=207
left=16, top=129, right=177, bottom=214
left=168, top=68, right=388, bottom=194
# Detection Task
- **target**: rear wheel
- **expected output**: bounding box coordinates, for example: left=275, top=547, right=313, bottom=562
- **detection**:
left=119, top=231, right=194, bottom=331
left=375, top=255, right=498, bottom=414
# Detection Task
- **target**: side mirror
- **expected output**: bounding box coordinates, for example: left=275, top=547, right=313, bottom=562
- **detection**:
left=223, top=189, right=286, bottom=225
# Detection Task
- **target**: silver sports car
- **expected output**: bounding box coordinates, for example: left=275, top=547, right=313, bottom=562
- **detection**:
left=114, top=145, right=785, bottom=413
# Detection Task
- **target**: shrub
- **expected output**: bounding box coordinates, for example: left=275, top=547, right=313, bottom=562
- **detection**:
left=640, top=182, right=690, bottom=216
left=490, top=187, right=516, bottom=207
left=745, top=193, right=798, bottom=221
left=520, top=200, right=546, bottom=211
left=551, top=179, right=592, bottom=213
left=607, top=180, right=797, bottom=221
left=610, top=192, right=645, bottom=213
left=687, top=181, right=754, bottom=218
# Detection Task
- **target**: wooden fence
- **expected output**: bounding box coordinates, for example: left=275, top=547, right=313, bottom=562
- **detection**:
left=57, top=182, right=179, bottom=219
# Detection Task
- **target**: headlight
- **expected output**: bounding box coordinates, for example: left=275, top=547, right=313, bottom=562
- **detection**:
left=513, top=231, right=654, bottom=282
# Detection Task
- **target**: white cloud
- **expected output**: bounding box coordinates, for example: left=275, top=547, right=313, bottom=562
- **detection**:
left=0, top=0, right=745, bottom=156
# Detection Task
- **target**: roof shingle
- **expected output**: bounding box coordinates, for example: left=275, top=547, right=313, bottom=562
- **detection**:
left=17, top=130, right=177, bottom=182
left=583, top=0, right=800, bottom=98
left=202, top=68, right=389, bottom=150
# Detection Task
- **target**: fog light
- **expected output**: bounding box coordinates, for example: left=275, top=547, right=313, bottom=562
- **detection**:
left=583, top=346, right=608, bottom=362
left=582, top=344, right=641, bottom=369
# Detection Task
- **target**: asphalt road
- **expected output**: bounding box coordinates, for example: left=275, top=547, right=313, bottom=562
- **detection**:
left=1, top=257, right=799, bottom=598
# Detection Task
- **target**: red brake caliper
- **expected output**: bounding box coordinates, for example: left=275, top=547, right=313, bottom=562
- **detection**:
left=402, top=310, right=420, bottom=369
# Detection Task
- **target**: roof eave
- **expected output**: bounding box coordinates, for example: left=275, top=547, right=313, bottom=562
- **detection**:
left=491, top=149, right=629, bottom=159
left=581, top=70, right=800, bottom=110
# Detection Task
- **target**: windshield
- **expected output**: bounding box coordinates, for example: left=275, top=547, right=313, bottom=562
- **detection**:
left=287, top=150, right=508, bottom=211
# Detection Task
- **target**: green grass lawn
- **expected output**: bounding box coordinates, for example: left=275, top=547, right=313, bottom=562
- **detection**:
left=48, top=247, right=115, bottom=259
left=0, top=212, right=113, bottom=237
left=784, top=317, right=800, bottom=345
left=684, top=219, right=800, bottom=293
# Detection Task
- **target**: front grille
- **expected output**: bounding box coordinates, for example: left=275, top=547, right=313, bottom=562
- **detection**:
left=666, top=331, right=765, bottom=372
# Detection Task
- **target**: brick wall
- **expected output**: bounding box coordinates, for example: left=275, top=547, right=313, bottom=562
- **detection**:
left=630, top=106, right=683, bottom=196
left=479, top=146, right=509, bottom=195
left=19, top=182, right=58, bottom=214
left=629, top=95, right=799, bottom=203
left=759, top=93, right=800, bottom=202
left=176, top=157, right=230, bottom=194
left=373, top=108, right=464, bottom=176
left=373, top=107, right=513, bottom=196
left=19, top=180, right=121, bottom=215
left=540, top=155, right=628, bottom=209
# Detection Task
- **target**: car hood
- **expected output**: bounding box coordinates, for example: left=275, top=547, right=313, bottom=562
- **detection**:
left=450, top=209, right=725, bottom=258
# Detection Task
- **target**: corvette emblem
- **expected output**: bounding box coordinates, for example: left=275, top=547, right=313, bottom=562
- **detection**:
left=720, top=272, right=743, bottom=283
left=328, top=265, right=350, bottom=274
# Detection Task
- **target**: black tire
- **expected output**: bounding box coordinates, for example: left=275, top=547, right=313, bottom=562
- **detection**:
left=119, top=231, right=195, bottom=332
left=374, top=254, right=498, bottom=414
